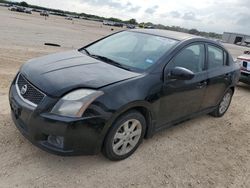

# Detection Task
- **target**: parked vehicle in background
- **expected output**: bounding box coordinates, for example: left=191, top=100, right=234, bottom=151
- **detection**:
left=103, top=20, right=110, bottom=25
left=65, top=17, right=73, bottom=20
left=127, top=24, right=136, bottom=29
left=113, top=22, right=123, bottom=27
left=236, top=50, right=250, bottom=84
left=8, top=6, right=32, bottom=14
left=40, top=11, right=49, bottom=17
left=8, top=6, right=17, bottom=11
left=15, top=6, right=25, bottom=12
left=0, top=3, right=11, bottom=7
left=24, top=8, right=32, bottom=14
left=8, top=6, right=24, bottom=12
left=72, top=15, right=80, bottom=19
left=145, top=25, right=155, bottom=29
left=9, top=29, right=240, bottom=161
left=32, top=8, right=42, bottom=12
left=244, top=39, right=250, bottom=46
left=103, top=20, right=123, bottom=27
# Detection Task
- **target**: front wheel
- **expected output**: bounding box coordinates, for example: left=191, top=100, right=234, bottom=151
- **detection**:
left=210, top=89, right=233, bottom=117
left=102, top=110, right=146, bottom=161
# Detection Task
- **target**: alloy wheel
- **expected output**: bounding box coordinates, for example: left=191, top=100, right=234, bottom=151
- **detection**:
left=219, top=92, right=232, bottom=114
left=112, top=119, right=142, bottom=156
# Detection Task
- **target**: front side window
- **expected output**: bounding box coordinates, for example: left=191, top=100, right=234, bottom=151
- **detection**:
left=169, top=44, right=205, bottom=73
left=84, top=31, right=178, bottom=71
left=208, top=45, right=224, bottom=69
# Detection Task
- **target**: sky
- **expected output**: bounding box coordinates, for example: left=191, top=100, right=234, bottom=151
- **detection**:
left=12, top=0, right=250, bottom=34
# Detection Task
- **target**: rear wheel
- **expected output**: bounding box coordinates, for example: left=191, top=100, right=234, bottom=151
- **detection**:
left=102, top=110, right=146, bottom=161
left=210, top=89, right=233, bottom=117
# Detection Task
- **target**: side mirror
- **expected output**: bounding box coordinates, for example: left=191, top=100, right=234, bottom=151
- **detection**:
left=168, top=67, right=195, bottom=80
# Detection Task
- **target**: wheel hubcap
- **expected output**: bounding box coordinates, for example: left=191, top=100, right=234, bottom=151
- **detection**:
left=219, top=92, right=231, bottom=114
left=112, top=119, right=142, bottom=156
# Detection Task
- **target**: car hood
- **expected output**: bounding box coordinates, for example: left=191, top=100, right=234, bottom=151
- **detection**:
left=21, top=50, right=141, bottom=97
left=238, top=54, right=250, bottom=61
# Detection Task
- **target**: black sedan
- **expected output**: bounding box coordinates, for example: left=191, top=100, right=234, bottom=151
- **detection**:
left=9, top=29, right=240, bottom=160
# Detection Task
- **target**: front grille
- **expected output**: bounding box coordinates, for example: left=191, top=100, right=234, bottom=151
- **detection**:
left=16, top=74, right=45, bottom=106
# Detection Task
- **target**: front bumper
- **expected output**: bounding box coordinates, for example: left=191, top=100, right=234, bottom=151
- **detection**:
left=9, top=83, right=108, bottom=156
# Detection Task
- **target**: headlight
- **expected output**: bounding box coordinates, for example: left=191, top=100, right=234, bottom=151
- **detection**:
left=51, top=89, right=104, bottom=117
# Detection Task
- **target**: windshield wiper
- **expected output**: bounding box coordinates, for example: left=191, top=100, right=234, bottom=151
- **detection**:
left=89, top=54, right=131, bottom=71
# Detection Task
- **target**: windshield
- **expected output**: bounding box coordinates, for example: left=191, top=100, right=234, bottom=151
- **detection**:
left=84, top=31, right=178, bottom=71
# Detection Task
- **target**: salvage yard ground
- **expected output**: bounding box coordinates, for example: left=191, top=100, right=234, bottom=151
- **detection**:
left=0, top=6, right=249, bottom=188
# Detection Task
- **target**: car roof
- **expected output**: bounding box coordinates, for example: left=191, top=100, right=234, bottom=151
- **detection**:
left=131, top=29, right=203, bottom=41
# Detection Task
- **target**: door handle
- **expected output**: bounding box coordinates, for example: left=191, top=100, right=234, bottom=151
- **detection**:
left=197, top=81, right=207, bottom=89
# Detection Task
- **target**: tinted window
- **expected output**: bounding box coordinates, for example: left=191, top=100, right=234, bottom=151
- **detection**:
left=208, top=45, right=224, bottom=69
left=171, top=44, right=205, bottom=73
left=85, top=31, right=178, bottom=71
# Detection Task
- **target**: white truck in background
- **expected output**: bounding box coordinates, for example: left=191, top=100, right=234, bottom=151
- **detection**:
left=237, top=51, right=250, bottom=84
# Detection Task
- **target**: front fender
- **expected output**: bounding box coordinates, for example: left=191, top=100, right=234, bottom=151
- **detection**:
left=93, top=100, right=156, bottom=153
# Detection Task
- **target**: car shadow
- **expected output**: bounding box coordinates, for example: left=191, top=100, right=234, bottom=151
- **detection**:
left=33, top=115, right=209, bottom=170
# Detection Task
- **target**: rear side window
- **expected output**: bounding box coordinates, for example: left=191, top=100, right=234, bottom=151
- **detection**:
left=208, top=45, right=224, bottom=69
left=170, top=44, right=205, bottom=73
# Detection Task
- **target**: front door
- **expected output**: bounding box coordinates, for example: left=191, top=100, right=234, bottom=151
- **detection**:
left=157, top=43, right=207, bottom=127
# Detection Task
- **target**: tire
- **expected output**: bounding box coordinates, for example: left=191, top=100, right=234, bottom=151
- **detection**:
left=209, top=89, right=233, bottom=117
left=102, top=110, right=146, bottom=161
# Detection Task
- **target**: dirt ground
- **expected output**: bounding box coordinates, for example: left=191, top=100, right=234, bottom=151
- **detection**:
left=0, top=6, right=249, bottom=188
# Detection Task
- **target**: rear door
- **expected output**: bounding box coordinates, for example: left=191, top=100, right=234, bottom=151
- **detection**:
left=157, top=43, right=207, bottom=126
left=201, top=44, right=232, bottom=109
